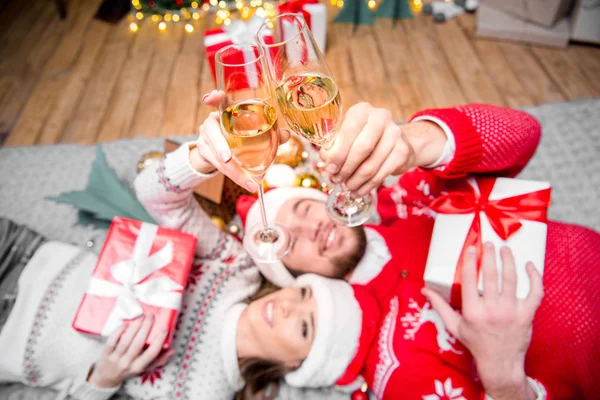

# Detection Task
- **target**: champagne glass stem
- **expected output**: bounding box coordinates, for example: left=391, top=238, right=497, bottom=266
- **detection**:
left=256, top=178, right=269, bottom=231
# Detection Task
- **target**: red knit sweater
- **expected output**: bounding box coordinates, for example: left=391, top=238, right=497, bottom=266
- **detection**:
left=360, top=104, right=600, bottom=400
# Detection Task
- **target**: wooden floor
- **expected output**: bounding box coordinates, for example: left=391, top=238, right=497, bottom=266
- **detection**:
left=1, top=0, right=600, bottom=147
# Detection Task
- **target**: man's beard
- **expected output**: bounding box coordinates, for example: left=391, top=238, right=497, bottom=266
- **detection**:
left=330, top=226, right=368, bottom=279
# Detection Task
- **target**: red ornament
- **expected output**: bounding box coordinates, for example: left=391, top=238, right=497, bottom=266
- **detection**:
left=176, top=0, right=183, bottom=4
left=351, top=390, right=368, bottom=400
left=149, top=0, right=155, bottom=6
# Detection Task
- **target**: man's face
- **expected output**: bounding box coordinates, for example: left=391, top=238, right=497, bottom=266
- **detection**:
left=275, top=198, right=367, bottom=279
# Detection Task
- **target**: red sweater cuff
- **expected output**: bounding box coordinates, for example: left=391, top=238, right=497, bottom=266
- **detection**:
left=410, top=107, right=482, bottom=179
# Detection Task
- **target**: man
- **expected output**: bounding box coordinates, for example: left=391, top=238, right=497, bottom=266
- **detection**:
left=199, top=92, right=600, bottom=399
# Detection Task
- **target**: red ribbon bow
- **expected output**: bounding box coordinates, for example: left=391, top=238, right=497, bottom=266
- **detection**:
left=429, top=177, right=551, bottom=307
left=279, top=0, right=320, bottom=14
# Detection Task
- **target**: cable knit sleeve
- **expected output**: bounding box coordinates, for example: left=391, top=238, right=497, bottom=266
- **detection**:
left=410, top=103, right=542, bottom=178
left=67, top=364, right=120, bottom=400
left=133, top=142, right=231, bottom=259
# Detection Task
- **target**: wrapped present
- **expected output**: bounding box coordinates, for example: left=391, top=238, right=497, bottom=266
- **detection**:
left=279, top=0, right=328, bottom=53
left=481, top=0, right=573, bottom=28
left=424, top=177, right=551, bottom=308
left=204, top=16, right=274, bottom=91
left=476, top=4, right=571, bottom=48
left=73, top=217, right=196, bottom=348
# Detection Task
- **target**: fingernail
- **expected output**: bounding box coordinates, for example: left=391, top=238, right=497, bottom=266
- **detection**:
left=484, top=241, right=494, bottom=249
left=421, top=288, right=429, bottom=297
left=220, top=151, right=231, bottom=163
left=326, top=164, right=338, bottom=174
left=331, top=175, right=341, bottom=184
left=467, top=246, right=476, bottom=254
left=202, top=93, right=209, bottom=102
left=246, top=180, right=258, bottom=192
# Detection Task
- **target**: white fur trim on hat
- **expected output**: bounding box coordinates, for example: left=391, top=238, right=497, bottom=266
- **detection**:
left=285, top=274, right=362, bottom=388
left=245, top=188, right=327, bottom=287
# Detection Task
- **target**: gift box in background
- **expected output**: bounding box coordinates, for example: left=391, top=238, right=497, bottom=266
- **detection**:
left=476, top=4, right=571, bottom=47
left=279, top=0, right=328, bottom=53
left=571, top=0, right=600, bottom=44
left=424, top=177, right=551, bottom=308
left=480, top=0, right=574, bottom=27
left=73, top=218, right=196, bottom=348
left=204, top=16, right=274, bottom=91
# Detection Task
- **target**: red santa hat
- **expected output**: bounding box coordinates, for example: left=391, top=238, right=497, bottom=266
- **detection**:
left=284, top=274, right=380, bottom=388
left=236, top=188, right=391, bottom=287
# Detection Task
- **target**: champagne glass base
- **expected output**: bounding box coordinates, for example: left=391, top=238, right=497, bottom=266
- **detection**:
left=243, top=223, right=292, bottom=263
left=326, top=187, right=373, bottom=227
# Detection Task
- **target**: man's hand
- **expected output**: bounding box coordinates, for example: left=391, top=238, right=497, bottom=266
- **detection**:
left=422, top=243, right=543, bottom=400
left=320, top=102, right=447, bottom=197
left=191, top=91, right=290, bottom=193
left=88, top=315, right=175, bottom=389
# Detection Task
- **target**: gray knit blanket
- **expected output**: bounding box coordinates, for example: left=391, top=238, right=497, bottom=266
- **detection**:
left=0, top=98, right=599, bottom=399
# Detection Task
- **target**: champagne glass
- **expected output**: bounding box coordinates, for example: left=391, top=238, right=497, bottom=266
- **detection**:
left=215, top=43, right=291, bottom=262
left=256, top=14, right=373, bottom=227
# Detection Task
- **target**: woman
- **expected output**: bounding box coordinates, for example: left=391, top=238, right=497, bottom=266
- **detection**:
left=0, top=135, right=362, bottom=400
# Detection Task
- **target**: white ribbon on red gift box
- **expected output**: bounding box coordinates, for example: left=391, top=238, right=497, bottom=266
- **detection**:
left=85, top=223, right=184, bottom=336
left=204, top=16, right=270, bottom=89
left=424, top=177, right=551, bottom=308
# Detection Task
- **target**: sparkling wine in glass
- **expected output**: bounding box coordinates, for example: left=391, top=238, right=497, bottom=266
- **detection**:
left=257, top=14, right=372, bottom=227
left=216, top=43, right=291, bottom=262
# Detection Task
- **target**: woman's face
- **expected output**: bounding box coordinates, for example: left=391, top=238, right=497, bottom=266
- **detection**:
left=245, top=286, right=317, bottom=369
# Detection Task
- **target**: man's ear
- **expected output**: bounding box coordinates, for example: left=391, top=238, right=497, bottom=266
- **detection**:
left=284, top=359, right=302, bottom=370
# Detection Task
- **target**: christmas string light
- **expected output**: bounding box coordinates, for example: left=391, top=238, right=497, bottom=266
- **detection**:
left=129, top=0, right=279, bottom=32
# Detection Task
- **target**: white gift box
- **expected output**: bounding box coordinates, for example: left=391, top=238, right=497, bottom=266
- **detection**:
left=279, top=0, right=328, bottom=58
left=424, top=177, right=551, bottom=307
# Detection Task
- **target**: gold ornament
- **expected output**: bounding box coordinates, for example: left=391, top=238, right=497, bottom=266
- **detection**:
left=296, top=173, right=320, bottom=189
left=275, top=136, right=305, bottom=167
left=210, top=215, right=226, bottom=231
left=320, top=181, right=333, bottom=194
left=137, top=151, right=164, bottom=173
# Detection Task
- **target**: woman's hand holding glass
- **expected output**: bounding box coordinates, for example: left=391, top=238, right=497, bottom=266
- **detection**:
left=193, top=91, right=290, bottom=194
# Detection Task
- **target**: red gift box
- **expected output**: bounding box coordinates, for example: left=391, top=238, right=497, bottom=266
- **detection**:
left=424, top=177, right=551, bottom=308
left=73, top=217, right=196, bottom=348
left=204, top=16, right=275, bottom=91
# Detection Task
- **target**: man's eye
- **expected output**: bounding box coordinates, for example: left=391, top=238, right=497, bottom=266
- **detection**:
left=302, top=321, right=308, bottom=338
left=301, top=287, right=306, bottom=298
left=304, top=204, right=310, bottom=216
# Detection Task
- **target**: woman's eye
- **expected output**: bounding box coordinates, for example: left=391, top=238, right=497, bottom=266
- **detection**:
left=301, top=287, right=306, bottom=299
left=302, top=321, right=308, bottom=338
left=304, top=204, right=310, bottom=216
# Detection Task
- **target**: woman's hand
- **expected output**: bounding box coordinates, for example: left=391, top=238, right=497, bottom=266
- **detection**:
left=320, top=102, right=447, bottom=197
left=422, top=243, right=543, bottom=400
left=190, top=90, right=290, bottom=193
left=88, top=315, right=175, bottom=389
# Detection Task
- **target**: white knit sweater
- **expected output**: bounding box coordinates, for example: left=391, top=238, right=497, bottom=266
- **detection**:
left=0, top=143, right=261, bottom=400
